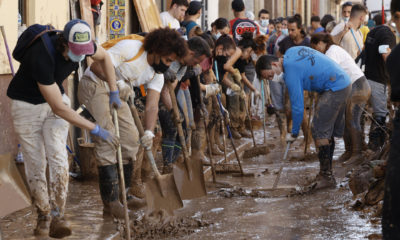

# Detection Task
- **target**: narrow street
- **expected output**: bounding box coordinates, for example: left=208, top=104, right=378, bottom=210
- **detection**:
left=0, top=118, right=382, bottom=239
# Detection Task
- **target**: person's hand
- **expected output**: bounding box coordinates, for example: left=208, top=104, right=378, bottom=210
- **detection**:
left=230, top=83, right=241, bottom=92
left=163, top=69, right=177, bottom=82
left=193, top=65, right=202, bottom=76
left=205, top=83, right=220, bottom=98
left=254, top=89, right=261, bottom=99
left=286, top=133, right=298, bottom=143
left=109, top=90, right=122, bottom=109
left=91, top=125, right=119, bottom=148
left=344, top=21, right=353, bottom=32
left=239, top=90, right=246, bottom=100
left=140, top=130, right=155, bottom=150
left=117, top=80, right=134, bottom=102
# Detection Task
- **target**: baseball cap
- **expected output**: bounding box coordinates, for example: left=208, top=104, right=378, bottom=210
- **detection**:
left=232, top=0, right=245, bottom=12
left=63, top=19, right=94, bottom=55
left=187, top=1, right=203, bottom=15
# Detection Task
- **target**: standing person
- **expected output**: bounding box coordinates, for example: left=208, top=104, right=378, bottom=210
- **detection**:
left=310, top=33, right=371, bottom=165
left=209, top=17, right=230, bottom=40
left=330, top=4, right=367, bottom=59
left=255, top=9, right=270, bottom=35
left=267, top=19, right=283, bottom=54
left=383, top=1, right=400, bottom=238
left=7, top=19, right=118, bottom=238
left=256, top=47, right=351, bottom=190
left=182, top=1, right=203, bottom=39
left=160, top=0, right=189, bottom=30
left=277, top=14, right=310, bottom=56
left=364, top=21, right=396, bottom=151
left=320, top=14, right=335, bottom=32
left=310, top=16, right=324, bottom=34
left=78, top=28, right=187, bottom=218
left=229, top=0, right=260, bottom=43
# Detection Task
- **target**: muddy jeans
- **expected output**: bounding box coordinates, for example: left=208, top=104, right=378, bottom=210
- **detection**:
left=11, top=95, right=70, bottom=217
left=227, top=93, right=246, bottom=130
left=367, top=79, right=388, bottom=118
left=312, top=85, right=351, bottom=143
left=78, top=76, right=139, bottom=166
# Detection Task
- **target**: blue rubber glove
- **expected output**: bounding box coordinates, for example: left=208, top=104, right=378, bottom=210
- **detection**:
left=109, top=90, right=122, bottom=109
left=91, top=125, right=119, bottom=147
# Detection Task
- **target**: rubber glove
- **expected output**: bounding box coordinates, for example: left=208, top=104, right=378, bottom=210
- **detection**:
left=230, top=83, right=241, bottom=92
left=91, top=125, right=119, bottom=147
left=140, top=130, right=155, bottom=149
left=205, top=83, right=220, bottom=98
left=117, top=80, right=134, bottom=102
left=109, top=90, right=122, bottom=109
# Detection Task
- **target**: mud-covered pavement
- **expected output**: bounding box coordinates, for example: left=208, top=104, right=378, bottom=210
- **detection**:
left=0, top=118, right=382, bottom=239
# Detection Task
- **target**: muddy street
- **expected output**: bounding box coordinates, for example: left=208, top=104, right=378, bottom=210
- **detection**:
left=0, top=119, right=382, bottom=240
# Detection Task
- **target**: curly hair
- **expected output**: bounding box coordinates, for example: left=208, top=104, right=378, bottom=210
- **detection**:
left=143, top=28, right=188, bottom=59
left=253, top=35, right=268, bottom=55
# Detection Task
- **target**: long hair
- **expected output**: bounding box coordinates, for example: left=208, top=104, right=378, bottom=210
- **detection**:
left=310, top=33, right=335, bottom=51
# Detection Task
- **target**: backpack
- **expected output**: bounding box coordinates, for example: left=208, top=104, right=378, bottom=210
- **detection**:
left=13, top=24, right=60, bottom=62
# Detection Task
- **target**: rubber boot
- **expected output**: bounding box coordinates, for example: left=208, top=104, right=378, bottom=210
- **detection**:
left=123, top=163, right=146, bottom=209
left=209, top=126, right=224, bottom=156
left=276, top=112, right=287, bottom=146
left=368, top=116, right=386, bottom=151
left=192, top=125, right=210, bottom=165
left=230, top=128, right=242, bottom=139
left=344, top=130, right=364, bottom=166
left=313, top=145, right=336, bottom=190
left=129, top=155, right=146, bottom=199
left=213, top=124, right=225, bottom=153
left=34, top=213, right=50, bottom=237
left=49, top=216, right=71, bottom=239
left=338, top=129, right=352, bottom=162
left=98, top=164, right=129, bottom=219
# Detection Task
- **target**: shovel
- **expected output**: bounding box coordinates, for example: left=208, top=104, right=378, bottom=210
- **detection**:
left=168, top=83, right=207, bottom=200
left=242, top=92, right=270, bottom=159
left=128, top=99, right=183, bottom=215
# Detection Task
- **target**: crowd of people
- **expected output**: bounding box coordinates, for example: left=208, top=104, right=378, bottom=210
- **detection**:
left=6, top=0, right=400, bottom=238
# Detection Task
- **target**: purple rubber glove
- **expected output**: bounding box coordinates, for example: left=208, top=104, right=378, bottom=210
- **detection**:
left=110, top=90, right=122, bottom=109
left=91, top=125, right=119, bottom=147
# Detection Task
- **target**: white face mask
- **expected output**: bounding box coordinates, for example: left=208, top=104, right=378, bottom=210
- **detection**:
left=215, top=32, right=222, bottom=40
left=67, top=50, right=85, bottom=62
left=261, top=19, right=269, bottom=27
left=281, top=29, right=288, bottom=35
left=343, top=17, right=350, bottom=23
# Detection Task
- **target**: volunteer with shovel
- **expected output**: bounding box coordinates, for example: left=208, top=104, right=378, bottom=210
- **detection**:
left=256, top=47, right=351, bottom=190
left=7, top=19, right=118, bottom=238
left=78, top=28, right=187, bottom=218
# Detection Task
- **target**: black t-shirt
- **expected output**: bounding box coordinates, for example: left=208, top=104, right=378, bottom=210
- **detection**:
left=364, top=25, right=396, bottom=84
left=7, top=34, right=95, bottom=104
left=234, top=58, right=247, bottom=74
left=278, top=36, right=310, bottom=55
left=230, top=18, right=259, bottom=44
left=388, top=43, right=400, bottom=102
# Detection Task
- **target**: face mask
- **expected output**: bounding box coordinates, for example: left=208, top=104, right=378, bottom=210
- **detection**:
left=343, top=17, right=350, bottom=23
left=261, top=19, right=269, bottom=27
left=214, top=32, right=222, bottom=40
left=152, top=59, right=169, bottom=74
left=282, top=29, right=288, bottom=35
left=67, top=50, right=85, bottom=62
left=215, top=55, right=228, bottom=65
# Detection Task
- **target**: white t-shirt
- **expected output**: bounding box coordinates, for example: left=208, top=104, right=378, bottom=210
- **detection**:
left=331, top=22, right=363, bottom=59
left=85, top=40, right=164, bottom=92
left=325, top=45, right=364, bottom=84
left=160, top=11, right=180, bottom=30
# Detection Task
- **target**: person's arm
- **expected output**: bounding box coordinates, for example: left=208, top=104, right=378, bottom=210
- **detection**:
left=285, top=73, right=304, bottom=137
left=224, top=47, right=242, bottom=74
left=241, top=72, right=256, bottom=92
left=38, top=83, right=96, bottom=131
left=90, top=46, right=117, bottom=92
left=144, top=89, right=160, bottom=131
left=331, top=22, right=352, bottom=45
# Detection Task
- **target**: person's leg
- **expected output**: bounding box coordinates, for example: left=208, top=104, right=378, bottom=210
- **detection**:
left=382, top=111, right=400, bottom=239
left=11, top=100, right=51, bottom=236
left=42, top=94, right=71, bottom=238
left=183, top=88, right=195, bottom=154
left=227, top=93, right=242, bottom=139
left=77, top=77, right=126, bottom=219
left=367, top=79, right=388, bottom=151
left=158, top=103, right=178, bottom=173
left=238, top=94, right=251, bottom=137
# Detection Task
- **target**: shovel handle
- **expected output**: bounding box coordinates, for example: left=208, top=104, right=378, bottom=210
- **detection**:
left=167, top=83, right=193, bottom=180
left=261, top=79, right=267, bottom=144
left=273, top=142, right=291, bottom=189
left=128, top=99, right=162, bottom=178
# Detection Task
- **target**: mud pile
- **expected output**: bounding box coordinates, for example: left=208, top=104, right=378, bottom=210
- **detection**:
left=216, top=186, right=297, bottom=198
left=119, top=213, right=212, bottom=239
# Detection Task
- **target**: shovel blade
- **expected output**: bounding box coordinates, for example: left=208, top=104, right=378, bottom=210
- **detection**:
left=172, top=150, right=207, bottom=200
left=145, top=173, right=183, bottom=216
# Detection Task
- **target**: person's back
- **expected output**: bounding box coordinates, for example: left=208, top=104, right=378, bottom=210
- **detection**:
left=230, top=0, right=259, bottom=43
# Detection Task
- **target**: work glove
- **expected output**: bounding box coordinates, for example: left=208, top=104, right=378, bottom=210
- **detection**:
left=239, top=90, right=246, bottom=100
left=163, top=69, right=177, bottom=82
left=230, top=83, right=241, bottom=92
left=117, top=80, right=134, bottom=102
left=140, top=130, right=155, bottom=150
left=193, top=65, right=203, bottom=76
left=205, top=83, right=220, bottom=98
left=232, top=68, right=242, bottom=83
left=91, top=125, right=119, bottom=148
left=286, top=133, right=298, bottom=143
left=109, top=90, right=122, bottom=109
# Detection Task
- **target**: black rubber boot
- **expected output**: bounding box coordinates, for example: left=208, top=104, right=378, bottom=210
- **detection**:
left=368, top=116, right=386, bottom=151
left=98, top=164, right=127, bottom=219
left=313, top=145, right=336, bottom=190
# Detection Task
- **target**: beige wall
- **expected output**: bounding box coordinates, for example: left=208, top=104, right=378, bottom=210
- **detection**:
left=0, top=0, right=19, bottom=74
